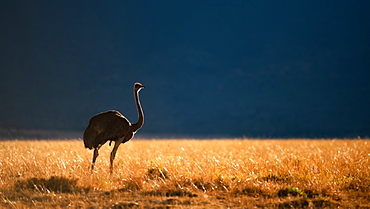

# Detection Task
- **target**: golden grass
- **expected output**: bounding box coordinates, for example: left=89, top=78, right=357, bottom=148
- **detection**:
left=0, top=139, right=369, bottom=208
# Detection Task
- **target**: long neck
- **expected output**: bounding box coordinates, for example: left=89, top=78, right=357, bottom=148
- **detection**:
left=131, top=89, right=144, bottom=132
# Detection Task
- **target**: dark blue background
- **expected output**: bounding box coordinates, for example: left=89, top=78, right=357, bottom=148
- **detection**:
left=1, top=1, right=370, bottom=138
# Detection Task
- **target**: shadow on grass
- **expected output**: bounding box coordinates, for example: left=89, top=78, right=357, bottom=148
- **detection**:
left=141, top=189, right=198, bottom=198
left=261, top=173, right=293, bottom=183
left=270, top=198, right=340, bottom=208
left=14, top=176, right=89, bottom=193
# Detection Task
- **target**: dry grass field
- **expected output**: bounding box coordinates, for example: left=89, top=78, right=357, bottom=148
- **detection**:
left=0, top=139, right=369, bottom=208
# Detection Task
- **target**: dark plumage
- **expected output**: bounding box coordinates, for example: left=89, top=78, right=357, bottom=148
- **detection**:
left=83, top=82, right=145, bottom=173
left=84, top=111, right=131, bottom=149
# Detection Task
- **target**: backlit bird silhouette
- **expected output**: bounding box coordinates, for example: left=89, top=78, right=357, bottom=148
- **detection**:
left=83, top=82, right=145, bottom=173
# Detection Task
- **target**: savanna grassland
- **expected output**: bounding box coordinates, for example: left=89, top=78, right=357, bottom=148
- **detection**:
left=0, top=139, right=369, bottom=208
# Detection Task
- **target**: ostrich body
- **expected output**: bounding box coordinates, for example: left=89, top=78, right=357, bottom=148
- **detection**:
left=83, top=82, right=145, bottom=173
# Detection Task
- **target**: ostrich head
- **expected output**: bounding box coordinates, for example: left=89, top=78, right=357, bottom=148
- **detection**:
left=134, top=82, right=145, bottom=91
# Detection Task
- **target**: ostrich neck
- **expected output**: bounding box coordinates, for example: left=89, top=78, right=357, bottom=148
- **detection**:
left=131, top=89, right=144, bottom=132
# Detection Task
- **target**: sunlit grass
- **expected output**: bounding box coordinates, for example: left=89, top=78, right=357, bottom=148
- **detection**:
left=0, top=139, right=369, bottom=208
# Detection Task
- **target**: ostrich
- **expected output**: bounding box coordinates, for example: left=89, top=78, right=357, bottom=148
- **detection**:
left=83, top=82, right=145, bottom=173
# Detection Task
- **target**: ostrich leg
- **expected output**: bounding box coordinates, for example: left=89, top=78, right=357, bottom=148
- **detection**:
left=110, top=140, right=122, bottom=174
left=91, top=148, right=99, bottom=172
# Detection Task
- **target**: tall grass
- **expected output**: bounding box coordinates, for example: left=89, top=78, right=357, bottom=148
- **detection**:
left=0, top=139, right=369, bottom=208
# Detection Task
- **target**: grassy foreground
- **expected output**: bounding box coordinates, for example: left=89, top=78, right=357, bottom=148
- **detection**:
left=0, top=139, right=369, bottom=208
